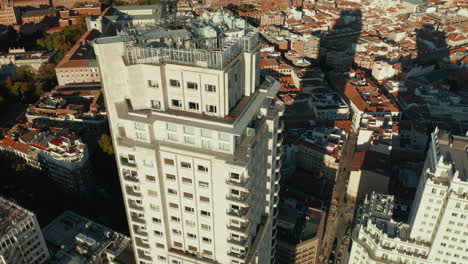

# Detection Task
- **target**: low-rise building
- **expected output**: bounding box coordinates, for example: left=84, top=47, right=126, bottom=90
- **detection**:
left=309, top=91, right=349, bottom=121
left=0, top=48, right=53, bottom=70
left=26, top=83, right=106, bottom=133
left=0, top=4, right=20, bottom=26
left=43, top=211, right=132, bottom=264
left=0, top=196, right=50, bottom=264
left=21, top=8, right=56, bottom=24
left=51, top=0, right=98, bottom=9
left=55, top=29, right=101, bottom=85
left=276, top=196, right=325, bottom=264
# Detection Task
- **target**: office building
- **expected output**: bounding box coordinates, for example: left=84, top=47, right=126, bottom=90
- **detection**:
left=0, top=196, right=50, bottom=264
left=349, top=128, right=468, bottom=264
left=94, top=7, right=284, bottom=264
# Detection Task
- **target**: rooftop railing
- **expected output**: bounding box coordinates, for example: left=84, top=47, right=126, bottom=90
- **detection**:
left=123, top=31, right=259, bottom=69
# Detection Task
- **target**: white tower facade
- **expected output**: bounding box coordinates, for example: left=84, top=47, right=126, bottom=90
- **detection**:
left=94, top=10, right=283, bottom=264
left=348, top=128, right=468, bottom=264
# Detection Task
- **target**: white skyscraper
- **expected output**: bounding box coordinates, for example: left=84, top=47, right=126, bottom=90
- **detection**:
left=93, top=9, right=283, bottom=264
left=348, top=127, right=468, bottom=264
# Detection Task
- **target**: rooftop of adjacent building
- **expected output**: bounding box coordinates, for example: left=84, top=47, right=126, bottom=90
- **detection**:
left=27, top=83, right=105, bottom=121
left=294, top=126, right=347, bottom=160
left=433, top=128, right=468, bottom=181
left=0, top=123, right=87, bottom=162
left=277, top=195, right=324, bottom=245
left=43, top=211, right=130, bottom=264
left=310, top=90, right=348, bottom=110
left=56, top=29, right=100, bottom=69
left=0, top=196, right=33, bottom=235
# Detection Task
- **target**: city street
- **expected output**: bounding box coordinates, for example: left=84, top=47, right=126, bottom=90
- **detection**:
left=319, top=130, right=358, bottom=264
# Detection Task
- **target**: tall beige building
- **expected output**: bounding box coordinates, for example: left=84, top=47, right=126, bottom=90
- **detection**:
left=94, top=8, right=283, bottom=264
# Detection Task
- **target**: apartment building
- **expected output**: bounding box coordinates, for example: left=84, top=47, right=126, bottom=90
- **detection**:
left=349, top=128, right=468, bottom=264
left=93, top=8, right=284, bottom=264
left=0, top=196, right=50, bottom=264
left=0, top=48, right=54, bottom=70
left=0, top=3, right=20, bottom=26
left=0, top=124, right=95, bottom=199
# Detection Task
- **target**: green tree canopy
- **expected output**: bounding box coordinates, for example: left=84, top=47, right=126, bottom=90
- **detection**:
left=98, top=133, right=114, bottom=155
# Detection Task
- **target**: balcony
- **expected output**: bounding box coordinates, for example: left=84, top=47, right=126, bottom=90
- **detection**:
left=277, top=120, right=285, bottom=133
left=273, top=195, right=279, bottom=206
left=125, top=186, right=141, bottom=198
left=226, top=177, right=251, bottom=190
left=123, top=170, right=139, bottom=183
left=131, top=214, right=146, bottom=224
left=128, top=200, right=144, bottom=211
left=227, top=237, right=249, bottom=248
left=135, top=237, right=150, bottom=249
left=227, top=251, right=246, bottom=260
left=137, top=249, right=151, bottom=261
left=274, top=183, right=280, bottom=194
left=273, top=207, right=279, bottom=219
left=275, top=160, right=282, bottom=172
left=227, top=221, right=250, bottom=235
left=226, top=192, right=251, bottom=206
left=227, top=207, right=250, bottom=220
left=276, top=133, right=284, bottom=147
left=133, top=226, right=148, bottom=237
left=120, top=157, right=136, bottom=167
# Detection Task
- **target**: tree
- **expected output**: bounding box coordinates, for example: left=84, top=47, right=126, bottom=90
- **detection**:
left=34, top=64, right=57, bottom=92
left=98, top=133, right=114, bottom=155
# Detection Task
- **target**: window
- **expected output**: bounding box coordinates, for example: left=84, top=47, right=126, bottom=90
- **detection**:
left=169, top=203, right=179, bottom=209
left=174, top=242, right=182, bottom=248
left=205, top=84, right=216, bottom=92
left=182, top=177, right=192, bottom=184
left=186, top=220, right=195, bottom=227
left=230, top=172, right=240, bottom=181
left=201, top=224, right=211, bottom=231
left=201, top=129, right=212, bottom=138
left=167, top=133, right=177, bottom=141
left=203, top=250, right=212, bottom=256
left=171, top=216, right=180, bottom=222
left=219, top=132, right=230, bottom=141
left=184, top=126, right=195, bottom=135
left=201, top=139, right=212, bottom=149
left=154, top=230, right=163, bottom=236
left=135, top=122, right=145, bottom=130
left=170, top=79, right=180, bottom=87
left=166, top=174, right=176, bottom=181
left=136, top=131, right=147, bottom=140
left=146, top=175, right=156, bottom=182
left=156, top=243, right=165, bottom=249
left=184, top=136, right=195, bottom=144
left=187, top=233, right=196, bottom=239
left=158, top=256, right=166, bottom=261
left=199, top=181, right=209, bottom=188
left=202, top=237, right=212, bottom=243
left=148, top=80, right=158, bottom=88
left=151, top=100, right=161, bottom=110
left=188, top=102, right=199, bottom=110
left=164, top=159, right=174, bottom=165
left=181, top=162, right=191, bottom=169
left=188, top=246, right=197, bottom=252
left=200, top=196, right=210, bottom=203
left=152, top=217, right=161, bottom=223
left=198, top=165, right=208, bottom=172
left=185, top=206, right=194, bottom=213
left=150, top=204, right=159, bottom=211
left=206, top=105, right=217, bottom=113
left=172, top=99, right=182, bottom=107
left=166, top=123, right=177, bottom=132
left=143, top=159, right=153, bottom=167
left=172, top=229, right=182, bottom=235
left=201, top=210, right=211, bottom=217
left=168, top=188, right=177, bottom=195
left=187, top=82, right=198, bottom=90
left=148, top=190, right=157, bottom=197
left=184, top=193, right=194, bottom=199
left=219, top=142, right=231, bottom=151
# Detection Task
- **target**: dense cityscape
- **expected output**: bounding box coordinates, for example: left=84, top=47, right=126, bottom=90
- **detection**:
left=0, top=0, right=466, bottom=264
